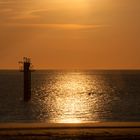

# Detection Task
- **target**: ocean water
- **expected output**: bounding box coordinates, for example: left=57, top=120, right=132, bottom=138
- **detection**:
left=0, top=70, right=140, bottom=123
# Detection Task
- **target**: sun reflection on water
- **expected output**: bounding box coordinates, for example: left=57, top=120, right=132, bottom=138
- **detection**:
left=46, top=72, right=95, bottom=123
left=57, top=118, right=82, bottom=123
left=33, top=71, right=107, bottom=123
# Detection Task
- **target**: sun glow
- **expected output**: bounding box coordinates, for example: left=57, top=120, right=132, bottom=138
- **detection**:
left=37, top=0, right=90, bottom=12
left=57, top=118, right=82, bottom=123
left=49, top=72, right=93, bottom=123
left=34, top=71, right=104, bottom=123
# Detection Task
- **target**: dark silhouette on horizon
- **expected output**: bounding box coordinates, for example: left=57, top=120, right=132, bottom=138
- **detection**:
left=19, top=57, right=33, bottom=102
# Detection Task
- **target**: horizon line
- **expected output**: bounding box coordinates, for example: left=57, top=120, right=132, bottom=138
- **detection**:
left=0, top=68, right=140, bottom=71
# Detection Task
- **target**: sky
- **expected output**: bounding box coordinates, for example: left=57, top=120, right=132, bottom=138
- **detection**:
left=0, top=0, right=140, bottom=69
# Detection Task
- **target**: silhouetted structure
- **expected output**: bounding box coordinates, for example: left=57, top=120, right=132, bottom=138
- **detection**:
left=19, top=57, right=33, bottom=102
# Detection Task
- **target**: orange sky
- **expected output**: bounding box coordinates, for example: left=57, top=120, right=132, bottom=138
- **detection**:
left=0, top=0, right=140, bottom=69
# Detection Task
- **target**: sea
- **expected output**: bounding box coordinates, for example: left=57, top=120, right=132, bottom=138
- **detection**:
left=0, top=70, right=140, bottom=123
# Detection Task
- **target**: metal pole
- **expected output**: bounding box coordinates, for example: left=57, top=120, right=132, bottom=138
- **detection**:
left=19, top=57, right=33, bottom=102
left=23, top=60, right=31, bottom=101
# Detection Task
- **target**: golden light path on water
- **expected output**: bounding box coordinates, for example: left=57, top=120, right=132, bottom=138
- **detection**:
left=50, top=72, right=93, bottom=123
left=35, top=71, right=106, bottom=123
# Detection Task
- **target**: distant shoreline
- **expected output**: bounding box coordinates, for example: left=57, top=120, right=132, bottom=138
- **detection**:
left=0, top=122, right=140, bottom=140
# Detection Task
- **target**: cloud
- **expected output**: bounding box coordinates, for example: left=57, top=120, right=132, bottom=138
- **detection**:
left=0, top=0, right=108, bottom=30
left=22, top=24, right=102, bottom=30
left=7, top=9, right=49, bottom=20
left=0, top=23, right=103, bottom=30
left=0, top=0, right=40, bottom=21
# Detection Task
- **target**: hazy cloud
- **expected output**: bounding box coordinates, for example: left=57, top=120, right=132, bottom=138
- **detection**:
left=0, top=23, right=103, bottom=30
